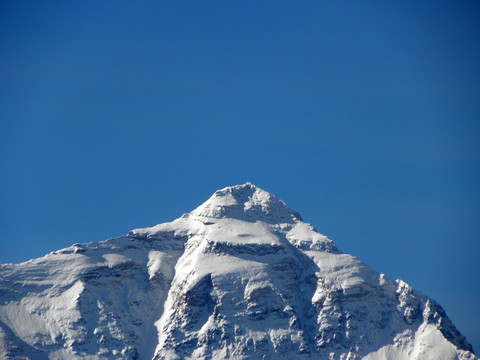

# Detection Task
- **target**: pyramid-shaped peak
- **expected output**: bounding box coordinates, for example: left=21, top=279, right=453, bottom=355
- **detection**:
left=190, top=183, right=302, bottom=223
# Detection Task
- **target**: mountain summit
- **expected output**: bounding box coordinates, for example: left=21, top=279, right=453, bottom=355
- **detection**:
left=190, top=183, right=302, bottom=223
left=0, top=184, right=476, bottom=359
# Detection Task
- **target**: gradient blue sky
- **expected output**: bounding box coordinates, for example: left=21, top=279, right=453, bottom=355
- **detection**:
left=1, top=0, right=479, bottom=352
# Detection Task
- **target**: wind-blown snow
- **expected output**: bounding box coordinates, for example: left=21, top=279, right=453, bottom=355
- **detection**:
left=0, top=183, right=476, bottom=359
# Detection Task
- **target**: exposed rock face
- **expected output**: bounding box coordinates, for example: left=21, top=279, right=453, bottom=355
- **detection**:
left=0, top=183, right=476, bottom=359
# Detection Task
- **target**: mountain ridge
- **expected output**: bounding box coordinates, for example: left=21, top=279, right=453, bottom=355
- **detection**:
left=0, top=183, right=476, bottom=359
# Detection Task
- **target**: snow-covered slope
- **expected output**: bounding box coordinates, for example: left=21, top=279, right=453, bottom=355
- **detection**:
left=0, top=183, right=476, bottom=359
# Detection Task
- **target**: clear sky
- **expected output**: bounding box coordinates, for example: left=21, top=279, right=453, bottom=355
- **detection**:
left=1, top=0, right=479, bottom=353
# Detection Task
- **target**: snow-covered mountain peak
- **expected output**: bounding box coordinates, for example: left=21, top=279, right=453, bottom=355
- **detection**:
left=0, top=184, right=477, bottom=360
left=190, top=182, right=302, bottom=224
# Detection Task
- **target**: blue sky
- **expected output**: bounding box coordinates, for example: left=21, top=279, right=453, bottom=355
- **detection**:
left=1, top=0, right=479, bottom=352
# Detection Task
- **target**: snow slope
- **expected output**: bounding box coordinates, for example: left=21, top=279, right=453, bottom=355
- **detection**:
left=0, top=183, right=476, bottom=359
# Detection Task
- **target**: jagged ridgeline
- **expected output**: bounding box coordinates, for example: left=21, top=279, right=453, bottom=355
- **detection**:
left=0, top=183, right=477, bottom=359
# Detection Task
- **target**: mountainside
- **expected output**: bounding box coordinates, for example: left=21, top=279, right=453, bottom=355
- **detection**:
left=0, top=183, right=476, bottom=360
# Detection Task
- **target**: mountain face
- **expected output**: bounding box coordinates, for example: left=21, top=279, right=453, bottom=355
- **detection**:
left=0, top=183, right=476, bottom=360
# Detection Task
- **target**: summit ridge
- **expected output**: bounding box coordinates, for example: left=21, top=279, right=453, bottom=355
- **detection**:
left=0, top=184, right=476, bottom=359
left=190, top=182, right=302, bottom=223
